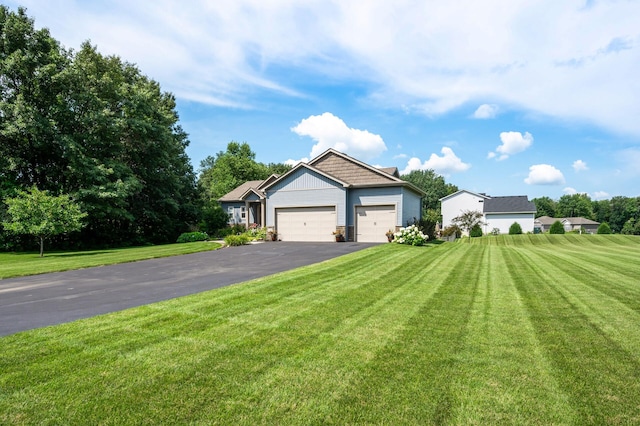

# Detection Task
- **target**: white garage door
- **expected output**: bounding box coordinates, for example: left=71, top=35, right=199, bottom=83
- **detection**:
left=356, top=205, right=396, bottom=242
left=276, top=207, right=336, bottom=242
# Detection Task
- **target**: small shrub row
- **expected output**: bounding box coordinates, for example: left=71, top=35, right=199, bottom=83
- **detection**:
left=176, top=232, right=209, bottom=243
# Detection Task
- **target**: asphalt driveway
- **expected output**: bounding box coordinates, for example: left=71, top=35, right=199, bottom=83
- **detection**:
left=0, top=242, right=377, bottom=336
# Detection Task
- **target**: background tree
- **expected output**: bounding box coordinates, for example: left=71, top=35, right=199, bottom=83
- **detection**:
left=549, top=220, right=565, bottom=234
left=509, top=222, right=523, bottom=235
left=2, top=187, right=86, bottom=256
left=451, top=210, right=484, bottom=239
left=556, top=194, right=594, bottom=219
left=401, top=169, right=458, bottom=217
left=592, top=199, right=612, bottom=225
left=608, top=196, right=640, bottom=233
left=532, top=196, right=556, bottom=218
left=0, top=7, right=199, bottom=248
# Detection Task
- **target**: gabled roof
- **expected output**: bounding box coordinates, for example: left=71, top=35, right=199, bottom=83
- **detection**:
left=218, top=180, right=265, bottom=202
left=483, top=196, right=537, bottom=214
left=263, top=148, right=426, bottom=196
left=439, top=189, right=490, bottom=202
left=562, top=217, right=600, bottom=226
left=534, top=215, right=558, bottom=225
left=309, top=149, right=404, bottom=186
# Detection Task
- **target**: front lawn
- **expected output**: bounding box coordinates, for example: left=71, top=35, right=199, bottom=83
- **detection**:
left=1, top=235, right=639, bottom=424
left=0, top=242, right=222, bottom=279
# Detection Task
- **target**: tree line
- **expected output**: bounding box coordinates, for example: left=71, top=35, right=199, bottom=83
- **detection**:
left=533, top=194, right=640, bottom=234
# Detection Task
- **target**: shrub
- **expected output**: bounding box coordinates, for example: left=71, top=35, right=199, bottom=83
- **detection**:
left=247, top=224, right=267, bottom=241
left=549, top=220, right=565, bottom=234
left=470, top=224, right=483, bottom=238
left=441, top=225, right=462, bottom=238
left=224, top=234, right=251, bottom=246
left=597, top=222, right=612, bottom=234
left=392, top=225, right=428, bottom=246
left=509, top=222, right=523, bottom=235
left=176, top=232, right=209, bottom=243
left=491, top=227, right=501, bottom=236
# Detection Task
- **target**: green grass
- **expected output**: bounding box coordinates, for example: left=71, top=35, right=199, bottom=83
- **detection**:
left=0, top=242, right=222, bottom=279
left=1, top=235, right=639, bottom=424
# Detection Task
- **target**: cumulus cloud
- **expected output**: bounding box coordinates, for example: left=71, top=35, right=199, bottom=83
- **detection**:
left=401, top=147, right=470, bottom=176
left=593, top=191, right=610, bottom=200
left=563, top=187, right=577, bottom=195
left=291, top=112, right=387, bottom=161
left=572, top=159, right=588, bottom=172
left=473, top=104, right=499, bottom=119
left=490, top=131, right=533, bottom=160
left=524, top=164, right=565, bottom=185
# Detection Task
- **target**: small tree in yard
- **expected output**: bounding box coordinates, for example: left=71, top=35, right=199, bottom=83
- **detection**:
left=2, top=187, right=87, bottom=257
left=509, top=222, right=523, bottom=235
left=549, top=220, right=565, bottom=234
left=451, top=210, right=485, bottom=239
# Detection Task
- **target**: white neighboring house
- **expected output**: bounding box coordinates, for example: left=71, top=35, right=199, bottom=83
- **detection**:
left=440, top=190, right=537, bottom=235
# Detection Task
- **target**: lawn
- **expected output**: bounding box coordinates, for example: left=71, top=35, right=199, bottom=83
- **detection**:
left=1, top=235, right=639, bottom=424
left=0, top=241, right=222, bottom=279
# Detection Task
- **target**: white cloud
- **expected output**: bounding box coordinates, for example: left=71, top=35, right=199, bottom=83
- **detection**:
left=473, top=104, right=499, bottom=119
left=11, top=1, right=640, bottom=137
left=524, top=164, right=566, bottom=185
left=291, top=112, right=387, bottom=161
left=284, top=157, right=308, bottom=167
left=401, top=147, right=471, bottom=176
left=490, top=131, right=533, bottom=160
left=563, top=187, right=577, bottom=195
left=593, top=191, right=610, bottom=199
left=572, top=159, right=588, bottom=172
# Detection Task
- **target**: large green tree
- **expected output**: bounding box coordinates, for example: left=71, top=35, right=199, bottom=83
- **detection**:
left=400, top=169, right=458, bottom=216
left=2, top=187, right=86, bottom=256
left=556, top=193, right=594, bottom=220
left=532, top=196, right=556, bottom=218
left=0, top=7, right=198, bottom=247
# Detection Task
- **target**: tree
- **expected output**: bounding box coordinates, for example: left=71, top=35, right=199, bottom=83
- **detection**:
left=401, top=169, right=458, bottom=214
left=609, top=196, right=639, bottom=233
left=198, top=142, right=269, bottom=201
left=596, top=222, right=612, bottom=234
left=592, top=199, right=611, bottom=225
left=532, top=196, right=556, bottom=218
left=549, top=220, right=565, bottom=234
left=556, top=194, right=594, bottom=220
left=451, top=210, right=485, bottom=239
left=509, top=222, right=523, bottom=235
left=2, top=187, right=86, bottom=256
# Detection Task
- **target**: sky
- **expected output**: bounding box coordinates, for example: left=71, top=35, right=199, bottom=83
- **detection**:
left=6, top=0, right=640, bottom=200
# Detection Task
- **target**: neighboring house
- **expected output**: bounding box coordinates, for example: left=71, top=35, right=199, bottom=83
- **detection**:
left=440, top=190, right=537, bottom=235
left=534, top=216, right=600, bottom=234
left=219, top=175, right=279, bottom=227
left=219, top=149, right=425, bottom=242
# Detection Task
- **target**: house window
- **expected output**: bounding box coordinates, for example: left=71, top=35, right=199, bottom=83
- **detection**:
left=227, top=206, right=234, bottom=216
left=241, top=206, right=246, bottom=219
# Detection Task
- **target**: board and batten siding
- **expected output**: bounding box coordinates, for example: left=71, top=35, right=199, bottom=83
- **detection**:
left=401, top=187, right=422, bottom=227
left=348, top=187, right=403, bottom=228
left=265, top=168, right=346, bottom=227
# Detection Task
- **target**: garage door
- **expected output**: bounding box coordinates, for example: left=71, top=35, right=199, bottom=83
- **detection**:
left=276, top=207, right=336, bottom=242
left=356, top=205, right=396, bottom=242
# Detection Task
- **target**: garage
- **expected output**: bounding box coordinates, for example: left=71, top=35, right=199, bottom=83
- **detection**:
left=356, top=205, right=396, bottom=242
left=276, top=206, right=336, bottom=242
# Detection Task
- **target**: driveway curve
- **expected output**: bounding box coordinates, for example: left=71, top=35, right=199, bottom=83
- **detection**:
left=0, top=242, right=377, bottom=336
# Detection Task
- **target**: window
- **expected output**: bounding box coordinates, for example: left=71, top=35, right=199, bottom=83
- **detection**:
left=227, top=206, right=234, bottom=216
left=241, top=206, right=246, bottom=219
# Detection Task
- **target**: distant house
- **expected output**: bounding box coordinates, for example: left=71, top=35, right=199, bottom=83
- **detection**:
left=219, top=149, right=425, bottom=242
left=534, top=216, right=600, bottom=234
left=440, top=190, right=537, bottom=235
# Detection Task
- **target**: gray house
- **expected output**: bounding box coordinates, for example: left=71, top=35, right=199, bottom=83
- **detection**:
left=219, top=149, right=425, bottom=242
left=534, top=216, right=600, bottom=234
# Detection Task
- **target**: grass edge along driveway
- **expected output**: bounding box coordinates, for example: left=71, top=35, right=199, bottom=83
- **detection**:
left=1, top=235, right=640, bottom=424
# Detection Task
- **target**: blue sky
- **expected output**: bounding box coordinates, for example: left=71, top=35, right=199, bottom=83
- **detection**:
left=8, top=0, right=640, bottom=199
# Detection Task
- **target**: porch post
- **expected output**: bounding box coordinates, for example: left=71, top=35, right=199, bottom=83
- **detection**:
left=245, top=200, right=250, bottom=228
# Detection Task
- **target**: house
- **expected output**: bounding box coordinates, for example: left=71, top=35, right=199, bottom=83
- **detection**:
left=440, top=190, right=537, bottom=235
left=219, top=149, right=425, bottom=242
left=534, top=216, right=600, bottom=234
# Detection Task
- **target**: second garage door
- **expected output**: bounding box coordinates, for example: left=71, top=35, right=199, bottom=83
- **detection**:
left=356, top=205, right=396, bottom=242
left=276, top=206, right=336, bottom=242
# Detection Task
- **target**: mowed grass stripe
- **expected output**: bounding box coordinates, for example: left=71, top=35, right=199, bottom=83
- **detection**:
left=506, top=248, right=640, bottom=424
left=324, top=243, right=487, bottom=424
left=449, top=245, right=574, bottom=424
